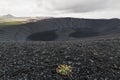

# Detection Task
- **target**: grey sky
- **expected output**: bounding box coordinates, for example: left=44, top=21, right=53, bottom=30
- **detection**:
left=0, top=0, right=120, bottom=18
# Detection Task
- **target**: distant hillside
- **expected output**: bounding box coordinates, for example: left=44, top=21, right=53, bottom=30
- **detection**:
left=1, top=14, right=15, bottom=19
left=0, top=17, right=120, bottom=41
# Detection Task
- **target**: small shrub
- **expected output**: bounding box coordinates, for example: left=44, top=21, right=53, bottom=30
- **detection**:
left=56, top=64, right=72, bottom=76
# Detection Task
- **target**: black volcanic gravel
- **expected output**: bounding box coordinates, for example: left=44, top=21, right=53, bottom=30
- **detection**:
left=0, top=39, right=120, bottom=80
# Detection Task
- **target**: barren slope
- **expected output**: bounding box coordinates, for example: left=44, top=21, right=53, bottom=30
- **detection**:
left=0, top=18, right=120, bottom=41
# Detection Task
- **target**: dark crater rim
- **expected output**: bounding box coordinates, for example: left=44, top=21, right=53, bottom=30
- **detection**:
left=69, top=28, right=100, bottom=38
left=27, top=30, right=58, bottom=41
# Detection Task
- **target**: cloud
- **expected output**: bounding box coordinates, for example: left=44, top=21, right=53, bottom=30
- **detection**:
left=0, top=0, right=120, bottom=18
left=38, top=0, right=109, bottom=13
left=0, top=0, right=39, bottom=16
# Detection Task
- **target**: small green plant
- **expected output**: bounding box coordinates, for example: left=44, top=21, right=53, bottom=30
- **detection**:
left=56, top=64, right=72, bottom=76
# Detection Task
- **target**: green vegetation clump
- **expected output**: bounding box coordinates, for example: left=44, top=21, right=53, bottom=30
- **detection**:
left=56, top=64, right=72, bottom=76
left=0, top=21, right=25, bottom=27
left=0, top=18, right=28, bottom=27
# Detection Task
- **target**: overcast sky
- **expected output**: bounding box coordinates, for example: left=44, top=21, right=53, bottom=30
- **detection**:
left=0, top=0, right=120, bottom=18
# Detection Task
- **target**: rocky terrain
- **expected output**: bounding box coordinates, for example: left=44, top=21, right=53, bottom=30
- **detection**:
left=0, top=38, right=120, bottom=80
left=0, top=18, right=120, bottom=80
